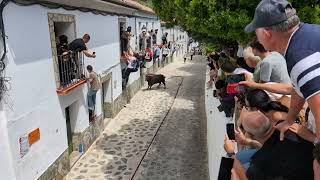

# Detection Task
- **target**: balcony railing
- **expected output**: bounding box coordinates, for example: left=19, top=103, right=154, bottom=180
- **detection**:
left=56, top=51, right=86, bottom=95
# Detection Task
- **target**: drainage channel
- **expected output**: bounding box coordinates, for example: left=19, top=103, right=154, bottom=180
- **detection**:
left=130, top=76, right=184, bottom=180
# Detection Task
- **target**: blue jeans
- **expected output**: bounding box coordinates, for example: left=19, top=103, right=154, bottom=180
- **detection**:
left=236, top=149, right=257, bottom=170
left=87, top=89, right=98, bottom=110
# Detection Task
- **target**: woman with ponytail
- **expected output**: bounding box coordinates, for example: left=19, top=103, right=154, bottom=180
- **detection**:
left=245, top=89, right=290, bottom=125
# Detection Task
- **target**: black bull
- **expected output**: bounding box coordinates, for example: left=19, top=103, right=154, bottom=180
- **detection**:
left=145, top=74, right=166, bottom=90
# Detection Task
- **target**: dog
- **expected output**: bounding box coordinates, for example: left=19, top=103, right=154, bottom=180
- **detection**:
left=145, top=74, right=166, bottom=90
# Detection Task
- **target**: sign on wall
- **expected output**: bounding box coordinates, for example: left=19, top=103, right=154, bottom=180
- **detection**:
left=19, top=135, right=29, bottom=158
left=28, top=128, right=40, bottom=146
left=19, top=128, right=41, bottom=158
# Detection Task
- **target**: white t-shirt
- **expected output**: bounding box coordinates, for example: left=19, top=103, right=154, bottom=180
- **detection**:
left=162, top=48, right=170, bottom=55
left=127, top=56, right=136, bottom=69
left=233, top=68, right=253, bottom=79
left=237, top=45, right=244, bottom=58
left=263, top=82, right=291, bottom=101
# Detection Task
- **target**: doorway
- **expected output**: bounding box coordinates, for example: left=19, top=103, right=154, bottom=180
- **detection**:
left=65, top=106, right=73, bottom=155
left=102, top=78, right=112, bottom=118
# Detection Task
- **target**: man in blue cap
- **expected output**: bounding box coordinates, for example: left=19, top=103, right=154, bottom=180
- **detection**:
left=245, top=0, right=320, bottom=178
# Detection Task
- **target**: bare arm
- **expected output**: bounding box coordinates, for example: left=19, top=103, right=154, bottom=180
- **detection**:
left=276, top=89, right=305, bottom=141
left=224, top=135, right=248, bottom=180
left=314, top=160, right=320, bottom=180
left=239, top=81, right=292, bottom=95
left=307, top=93, right=320, bottom=139
left=286, top=89, right=305, bottom=123
left=289, top=123, right=316, bottom=143
left=247, top=139, right=262, bottom=149
left=231, top=156, right=248, bottom=180
left=235, top=127, right=262, bottom=149
left=83, top=50, right=96, bottom=58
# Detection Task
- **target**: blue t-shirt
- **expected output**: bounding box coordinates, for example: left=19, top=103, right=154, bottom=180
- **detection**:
left=155, top=48, right=161, bottom=57
left=285, top=23, right=320, bottom=99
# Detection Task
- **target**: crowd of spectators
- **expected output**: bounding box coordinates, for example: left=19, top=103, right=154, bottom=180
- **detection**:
left=208, top=42, right=317, bottom=180
left=208, top=1, right=320, bottom=178
left=120, top=25, right=177, bottom=89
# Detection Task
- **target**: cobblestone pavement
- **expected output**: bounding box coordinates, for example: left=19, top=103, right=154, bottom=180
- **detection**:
left=66, top=56, right=209, bottom=180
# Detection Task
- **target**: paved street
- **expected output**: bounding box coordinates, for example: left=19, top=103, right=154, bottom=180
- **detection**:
left=66, top=56, right=209, bottom=180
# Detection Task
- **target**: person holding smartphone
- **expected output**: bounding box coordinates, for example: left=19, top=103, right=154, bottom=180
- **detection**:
left=69, top=34, right=96, bottom=58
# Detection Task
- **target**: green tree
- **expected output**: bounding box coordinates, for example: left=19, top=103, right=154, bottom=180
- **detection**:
left=152, top=0, right=320, bottom=52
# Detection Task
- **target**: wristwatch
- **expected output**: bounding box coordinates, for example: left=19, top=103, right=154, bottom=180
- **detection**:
left=227, top=152, right=236, bottom=157
left=314, top=138, right=320, bottom=146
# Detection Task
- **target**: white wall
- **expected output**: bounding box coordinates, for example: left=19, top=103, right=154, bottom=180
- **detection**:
left=0, top=104, right=16, bottom=180
left=3, top=3, right=123, bottom=180
left=110, top=64, right=122, bottom=99
left=102, top=79, right=112, bottom=103
left=136, top=17, right=161, bottom=42
left=205, top=69, right=237, bottom=180
left=161, top=26, right=189, bottom=61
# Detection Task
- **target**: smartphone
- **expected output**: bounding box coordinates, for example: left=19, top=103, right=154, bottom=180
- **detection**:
left=227, top=83, right=246, bottom=94
left=213, top=90, right=217, bottom=97
left=226, top=74, right=245, bottom=84
left=226, top=123, right=235, bottom=140
left=217, top=104, right=224, bottom=112
left=218, top=157, right=234, bottom=180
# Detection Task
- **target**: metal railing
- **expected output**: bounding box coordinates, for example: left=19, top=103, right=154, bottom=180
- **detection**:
left=57, top=51, right=86, bottom=89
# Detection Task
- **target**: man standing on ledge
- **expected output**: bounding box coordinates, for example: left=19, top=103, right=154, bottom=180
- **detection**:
left=69, top=34, right=96, bottom=58
left=244, top=0, right=320, bottom=177
left=86, top=65, right=101, bottom=122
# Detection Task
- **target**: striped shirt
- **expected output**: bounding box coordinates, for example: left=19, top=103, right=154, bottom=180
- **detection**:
left=285, top=23, right=320, bottom=100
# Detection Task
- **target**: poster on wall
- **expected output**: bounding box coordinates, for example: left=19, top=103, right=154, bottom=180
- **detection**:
left=19, top=135, right=29, bottom=158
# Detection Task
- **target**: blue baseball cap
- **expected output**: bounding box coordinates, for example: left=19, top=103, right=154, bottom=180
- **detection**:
left=245, top=0, right=296, bottom=32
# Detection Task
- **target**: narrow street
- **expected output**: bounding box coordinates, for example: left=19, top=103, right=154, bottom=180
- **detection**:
left=66, top=56, right=209, bottom=180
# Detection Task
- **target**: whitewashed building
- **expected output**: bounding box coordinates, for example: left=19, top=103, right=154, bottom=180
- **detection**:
left=161, top=24, right=189, bottom=60
left=0, top=0, right=189, bottom=179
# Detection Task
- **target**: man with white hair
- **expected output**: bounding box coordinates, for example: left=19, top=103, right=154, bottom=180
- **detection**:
left=224, top=109, right=314, bottom=179
left=244, top=0, right=320, bottom=138
left=244, top=0, right=320, bottom=171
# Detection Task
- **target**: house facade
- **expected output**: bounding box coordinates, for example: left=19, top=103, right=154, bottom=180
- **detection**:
left=0, top=0, right=189, bottom=179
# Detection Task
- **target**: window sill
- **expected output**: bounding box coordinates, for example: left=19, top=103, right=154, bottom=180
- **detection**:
left=56, top=80, right=86, bottom=96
